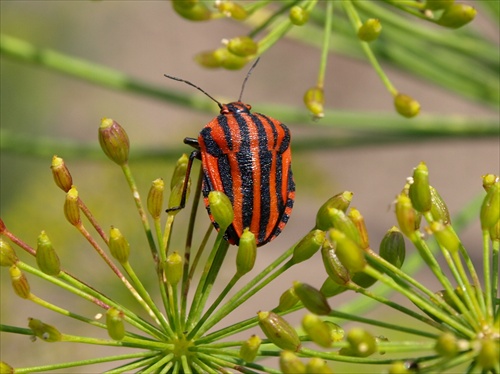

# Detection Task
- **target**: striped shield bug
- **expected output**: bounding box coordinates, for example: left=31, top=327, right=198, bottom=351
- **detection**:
left=165, top=59, right=295, bottom=247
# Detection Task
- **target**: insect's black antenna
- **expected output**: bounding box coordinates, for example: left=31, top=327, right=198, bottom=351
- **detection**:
left=238, top=57, right=261, bottom=102
left=164, top=74, right=223, bottom=109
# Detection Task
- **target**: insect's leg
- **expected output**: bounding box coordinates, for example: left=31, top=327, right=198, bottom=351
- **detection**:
left=166, top=149, right=200, bottom=212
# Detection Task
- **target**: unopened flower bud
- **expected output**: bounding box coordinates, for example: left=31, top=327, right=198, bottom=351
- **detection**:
left=51, top=155, right=73, bottom=192
left=320, top=276, right=347, bottom=297
left=321, top=243, right=351, bottom=285
left=351, top=271, right=377, bottom=289
left=239, top=335, right=261, bottom=363
left=301, top=314, right=333, bottom=348
left=171, top=154, right=189, bottom=190
left=306, top=358, right=333, bottom=373
left=480, top=181, right=500, bottom=230
left=36, top=231, right=61, bottom=276
left=147, top=178, right=165, bottom=218
left=379, top=227, right=406, bottom=269
left=172, top=0, right=211, bottom=21
left=329, top=229, right=367, bottom=273
left=388, top=361, right=409, bottom=373
left=315, top=191, right=353, bottom=231
left=435, top=331, right=458, bottom=357
left=10, top=265, right=30, bottom=299
left=425, top=0, right=454, bottom=10
left=430, top=221, right=460, bottom=253
left=357, top=18, right=382, bottom=42
left=395, top=193, right=417, bottom=237
left=208, top=191, right=234, bottom=231
left=429, top=186, right=450, bottom=224
left=289, top=6, right=309, bottom=26
left=226, top=36, right=258, bottom=57
left=216, top=0, right=248, bottom=20
left=277, top=287, right=299, bottom=312
left=211, top=47, right=248, bottom=70
left=109, top=227, right=130, bottom=264
left=106, top=307, right=125, bottom=341
left=236, top=229, right=256, bottom=276
left=343, top=327, right=377, bottom=357
left=489, top=219, right=500, bottom=242
left=348, top=208, right=369, bottom=249
left=394, top=93, right=420, bottom=118
left=0, top=237, right=18, bottom=267
left=279, top=351, right=306, bottom=374
left=477, top=338, right=499, bottom=370
left=28, top=318, right=62, bottom=342
left=293, top=281, right=331, bottom=315
left=257, top=311, right=301, bottom=351
left=195, top=49, right=224, bottom=69
left=64, top=186, right=81, bottom=226
left=291, top=229, right=325, bottom=264
left=98, top=118, right=130, bottom=165
left=482, top=174, right=498, bottom=192
left=304, top=86, right=324, bottom=119
left=168, top=178, right=190, bottom=214
left=0, top=361, right=14, bottom=374
left=437, top=4, right=476, bottom=28
left=166, top=251, right=183, bottom=286
left=327, top=208, right=362, bottom=246
left=324, top=320, right=345, bottom=342
left=409, top=162, right=431, bottom=213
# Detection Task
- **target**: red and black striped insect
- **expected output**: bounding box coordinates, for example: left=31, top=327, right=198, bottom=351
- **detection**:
left=165, top=60, right=294, bottom=247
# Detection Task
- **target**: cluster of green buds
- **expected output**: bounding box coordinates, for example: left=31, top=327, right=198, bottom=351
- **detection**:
left=172, top=0, right=476, bottom=118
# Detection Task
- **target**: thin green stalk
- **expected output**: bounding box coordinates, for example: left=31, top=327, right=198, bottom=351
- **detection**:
left=483, top=229, right=494, bottom=322
left=105, top=355, right=165, bottom=374
left=316, top=0, right=334, bottom=88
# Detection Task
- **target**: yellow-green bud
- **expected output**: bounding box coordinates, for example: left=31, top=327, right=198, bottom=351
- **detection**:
left=343, top=327, right=377, bottom=357
left=430, top=186, right=450, bottom=224
left=226, top=36, right=258, bottom=57
left=276, top=287, right=299, bottom=312
left=388, top=361, right=410, bottom=374
left=289, top=6, right=309, bottom=26
left=306, top=357, right=333, bottom=373
left=489, top=219, right=500, bottom=242
left=291, top=229, right=325, bottom=264
left=301, top=314, right=333, bottom=348
left=357, top=18, right=382, bottom=42
left=320, top=276, right=347, bottom=297
left=239, top=334, right=261, bottom=363
left=321, top=243, right=351, bottom=286
left=36, top=231, right=61, bottom=276
left=477, top=338, right=499, bottom=370
left=379, top=226, right=406, bottom=269
left=10, top=265, right=30, bottom=299
left=409, top=162, right=431, bottom=213
left=172, top=0, right=212, bottom=21
left=279, top=351, right=306, bottom=374
left=435, top=331, right=458, bottom=357
left=168, top=178, right=190, bottom=214
left=329, top=229, right=367, bottom=273
left=147, top=178, right=165, bottom=218
left=0, top=237, right=18, bottom=267
left=324, top=320, right=344, bottom=342
left=195, top=49, right=223, bottom=69
left=0, top=361, right=14, bottom=374
left=348, top=208, right=369, bottom=249
left=480, top=181, right=500, bottom=230
left=430, top=221, right=460, bottom=253
left=395, top=193, right=417, bottom=237
left=109, top=227, right=130, bottom=264
left=304, top=86, right=324, bottom=119
left=216, top=0, right=248, bottom=20
left=28, top=318, right=62, bottom=342
left=98, top=118, right=130, bottom=165
left=437, top=4, right=476, bottom=28
left=351, top=271, right=377, bottom=289
left=212, top=47, right=248, bottom=70
left=208, top=191, right=234, bottom=231
left=51, top=155, right=73, bottom=192
left=315, top=191, right=353, bottom=231
left=171, top=154, right=189, bottom=190
left=327, top=208, right=362, bottom=247
left=257, top=311, right=301, bottom=351
left=166, top=251, right=183, bottom=286
left=482, top=174, right=498, bottom=192
left=236, top=229, right=256, bottom=276
left=106, top=307, right=125, bottom=341
left=293, top=281, right=331, bottom=315
left=64, top=186, right=81, bottom=226
left=394, top=93, right=420, bottom=118
left=425, top=0, right=454, bottom=10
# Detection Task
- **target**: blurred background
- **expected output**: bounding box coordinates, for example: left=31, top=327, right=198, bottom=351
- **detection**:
left=1, top=1, right=498, bottom=372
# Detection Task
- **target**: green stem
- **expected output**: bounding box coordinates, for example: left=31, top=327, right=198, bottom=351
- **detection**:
left=317, top=0, right=334, bottom=87
left=483, top=229, right=494, bottom=322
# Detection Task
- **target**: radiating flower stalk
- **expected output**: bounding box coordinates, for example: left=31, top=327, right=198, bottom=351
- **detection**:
left=1, top=121, right=498, bottom=373
left=173, top=0, right=478, bottom=118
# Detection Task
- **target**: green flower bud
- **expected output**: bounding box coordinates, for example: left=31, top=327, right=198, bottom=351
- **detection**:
left=172, top=0, right=211, bottom=21
left=489, top=219, right=500, bottom=242
left=315, top=191, right=353, bottom=231
left=98, top=118, right=130, bottom=165
left=168, top=178, right=190, bottom=214
left=344, top=327, right=377, bottom=357
left=480, top=181, right=500, bottom=230
left=226, top=36, right=258, bottom=57
left=0, top=361, right=14, bottom=374
left=171, top=155, right=190, bottom=190
left=304, top=86, right=324, bottom=119
left=435, top=331, right=458, bottom=357
left=429, top=185, right=451, bottom=224
left=482, top=174, right=498, bottom=192
left=321, top=243, right=351, bottom=286
left=109, top=227, right=130, bottom=264
left=0, top=237, right=18, bottom=267
left=306, top=357, right=333, bottom=374
left=28, top=318, right=62, bottom=342
left=147, top=178, right=165, bottom=219
left=301, top=314, right=333, bottom=348
left=236, top=229, right=257, bottom=276
left=279, top=351, right=306, bottom=374
left=276, top=287, right=300, bottom=312
left=357, top=18, right=382, bottom=42
left=36, top=231, right=61, bottom=276
left=324, top=320, right=345, bottom=342
left=425, top=0, right=454, bottom=10
left=329, top=229, right=367, bottom=273
left=208, top=191, right=234, bottom=231
left=437, top=4, right=476, bottom=28
left=289, top=6, right=309, bottom=26
left=351, top=271, right=377, bottom=289
left=106, top=307, right=125, bottom=341
left=430, top=221, right=460, bottom=253
left=379, top=226, right=406, bottom=269
left=216, top=0, right=248, bottom=20
left=293, top=281, right=331, bottom=315
left=257, top=311, right=301, bottom=351
left=64, top=186, right=81, bottom=226
left=291, top=229, right=325, bottom=264
left=51, top=155, right=73, bottom=192
left=10, top=264, right=30, bottom=299
left=212, top=47, right=248, bottom=70
left=166, top=251, right=183, bottom=286
left=239, top=334, right=261, bottom=363
left=320, top=276, right=347, bottom=297
left=348, top=208, right=369, bottom=249
left=395, top=193, right=417, bottom=237
left=409, top=162, right=431, bottom=213
left=477, top=338, right=499, bottom=370
left=388, top=361, right=409, bottom=374
left=394, top=93, right=420, bottom=118
left=195, top=49, right=223, bottom=69
left=327, top=208, right=362, bottom=247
